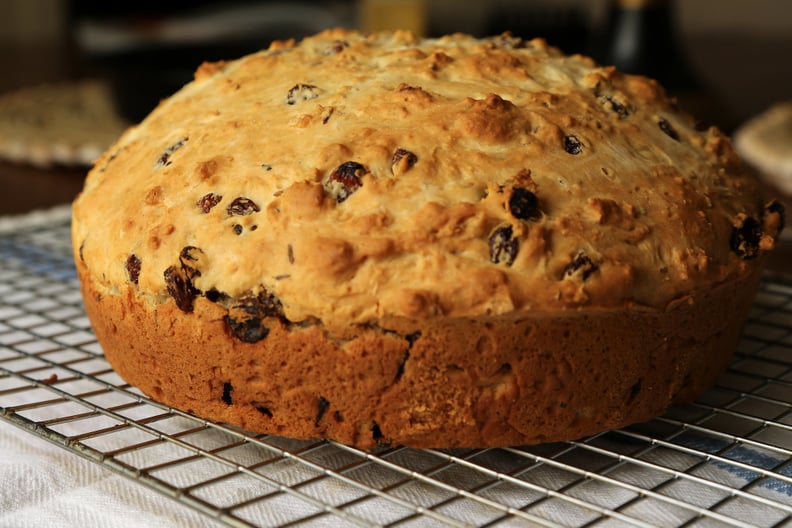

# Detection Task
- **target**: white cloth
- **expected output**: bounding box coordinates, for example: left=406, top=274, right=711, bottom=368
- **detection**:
left=0, top=420, right=219, bottom=527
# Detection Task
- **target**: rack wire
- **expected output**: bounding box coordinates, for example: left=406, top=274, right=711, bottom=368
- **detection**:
left=1, top=210, right=791, bottom=527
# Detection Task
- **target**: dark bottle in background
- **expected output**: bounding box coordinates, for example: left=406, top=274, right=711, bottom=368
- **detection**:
left=589, top=0, right=732, bottom=130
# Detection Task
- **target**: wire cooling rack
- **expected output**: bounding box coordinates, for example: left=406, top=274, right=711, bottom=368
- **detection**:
left=1, top=208, right=792, bottom=528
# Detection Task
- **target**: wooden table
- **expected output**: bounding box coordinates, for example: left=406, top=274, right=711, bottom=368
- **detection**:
left=0, top=161, right=86, bottom=215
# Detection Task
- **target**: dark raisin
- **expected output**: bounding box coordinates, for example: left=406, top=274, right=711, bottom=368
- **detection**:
left=205, top=289, right=224, bottom=303
left=261, top=164, right=273, bottom=171
left=256, top=406, right=273, bottom=417
left=179, top=246, right=203, bottom=281
left=286, top=83, right=321, bottom=105
left=196, top=193, right=222, bottom=213
left=326, top=161, right=366, bottom=203
left=325, top=40, right=349, bottom=55
left=730, top=216, right=762, bottom=260
left=509, top=188, right=540, bottom=220
left=164, top=266, right=197, bottom=313
left=256, top=291, right=286, bottom=321
left=765, top=200, right=786, bottom=237
left=233, top=224, right=243, bottom=235
left=287, top=244, right=295, bottom=264
left=315, top=397, right=330, bottom=427
left=221, top=382, right=234, bottom=405
left=371, top=423, right=389, bottom=447
left=225, top=290, right=286, bottom=343
left=227, top=197, right=260, bottom=216
left=564, top=135, right=583, bottom=155
left=254, top=290, right=285, bottom=318
left=391, top=148, right=418, bottom=173
left=126, top=254, right=141, bottom=284
left=658, top=118, right=680, bottom=141
left=605, top=96, right=629, bottom=118
left=156, top=137, right=188, bottom=167
left=226, top=314, right=269, bottom=343
left=488, top=225, right=519, bottom=266
left=768, top=201, right=785, bottom=215
left=563, top=252, right=598, bottom=281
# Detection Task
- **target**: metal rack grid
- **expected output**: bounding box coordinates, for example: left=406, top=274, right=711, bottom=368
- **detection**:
left=1, top=211, right=791, bottom=527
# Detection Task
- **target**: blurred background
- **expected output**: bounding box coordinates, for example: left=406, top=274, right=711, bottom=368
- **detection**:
left=0, top=0, right=791, bottom=215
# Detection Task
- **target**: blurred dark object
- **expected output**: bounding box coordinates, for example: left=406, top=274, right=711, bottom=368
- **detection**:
left=72, top=2, right=344, bottom=123
left=588, top=0, right=732, bottom=130
left=591, top=0, right=696, bottom=91
left=485, top=5, right=589, bottom=55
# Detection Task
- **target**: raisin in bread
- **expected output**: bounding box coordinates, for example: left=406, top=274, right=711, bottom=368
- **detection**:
left=71, top=29, right=785, bottom=449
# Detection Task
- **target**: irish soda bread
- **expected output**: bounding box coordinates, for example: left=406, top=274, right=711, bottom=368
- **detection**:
left=72, top=29, right=784, bottom=449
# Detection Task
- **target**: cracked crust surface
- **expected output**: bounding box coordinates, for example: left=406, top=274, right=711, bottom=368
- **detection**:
left=72, top=29, right=782, bottom=448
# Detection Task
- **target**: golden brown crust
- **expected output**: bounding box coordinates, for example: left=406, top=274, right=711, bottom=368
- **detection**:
left=79, top=263, right=761, bottom=449
left=72, top=29, right=783, bottom=448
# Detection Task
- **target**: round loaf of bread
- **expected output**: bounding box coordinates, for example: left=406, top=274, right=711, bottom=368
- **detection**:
left=72, top=29, right=784, bottom=449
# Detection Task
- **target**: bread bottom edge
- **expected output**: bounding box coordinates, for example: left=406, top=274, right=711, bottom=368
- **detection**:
left=79, top=269, right=762, bottom=449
